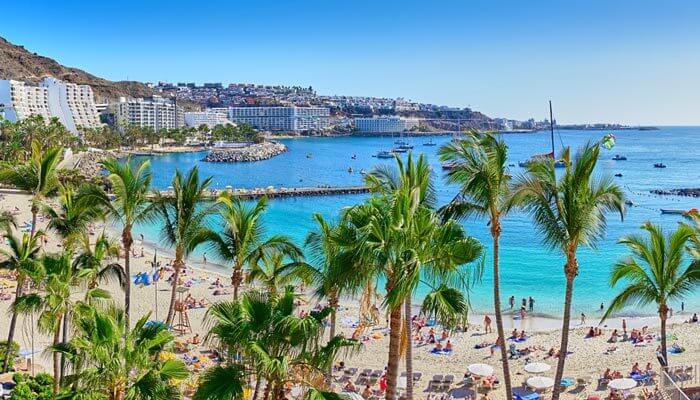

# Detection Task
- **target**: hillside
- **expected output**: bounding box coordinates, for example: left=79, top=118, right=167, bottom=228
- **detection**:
left=0, top=36, right=152, bottom=102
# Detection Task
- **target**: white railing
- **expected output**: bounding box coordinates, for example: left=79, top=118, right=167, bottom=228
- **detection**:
left=659, top=368, right=693, bottom=400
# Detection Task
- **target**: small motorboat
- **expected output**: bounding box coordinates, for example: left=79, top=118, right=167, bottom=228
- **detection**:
left=661, top=209, right=685, bottom=215
left=442, top=162, right=457, bottom=171
left=306, top=153, right=313, bottom=159
left=347, top=167, right=353, bottom=173
left=423, top=139, right=436, bottom=146
left=614, top=173, right=623, bottom=177
left=612, top=155, right=627, bottom=161
left=625, top=200, right=634, bottom=206
left=654, top=163, right=667, bottom=168
left=392, top=147, right=408, bottom=153
left=351, top=154, right=357, bottom=160
left=375, top=150, right=395, bottom=159
left=359, top=169, right=367, bottom=175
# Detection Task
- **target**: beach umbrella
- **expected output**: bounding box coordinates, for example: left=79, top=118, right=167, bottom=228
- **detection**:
left=468, top=363, right=494, bottom=377
left=527, top=376, right=554, bottom=390
left=608, top=378, right=637, bottom=390
left=524, top=362, right=552, bottom=374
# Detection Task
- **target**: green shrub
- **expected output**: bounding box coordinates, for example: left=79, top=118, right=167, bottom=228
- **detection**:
left=9, top=373, right=54, bottom=400
left=0, top=341, right=20, bottom=371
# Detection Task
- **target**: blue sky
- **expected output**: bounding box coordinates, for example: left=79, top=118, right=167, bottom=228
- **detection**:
left=3, top=0, right=699, bottom=125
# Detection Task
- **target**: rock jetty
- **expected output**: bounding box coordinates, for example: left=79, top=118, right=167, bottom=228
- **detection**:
left=202, top=141, right=287, bottom=163
left=650, top=188, right=700, bottom=197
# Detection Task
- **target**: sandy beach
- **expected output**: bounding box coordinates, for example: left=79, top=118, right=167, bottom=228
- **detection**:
left=1, top=191, right=698, bottom=399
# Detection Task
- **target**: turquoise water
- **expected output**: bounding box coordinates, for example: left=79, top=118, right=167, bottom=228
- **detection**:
left=131, top=127, right=700, bottom=317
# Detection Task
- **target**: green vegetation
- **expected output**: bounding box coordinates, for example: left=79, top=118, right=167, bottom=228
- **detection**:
left=9, top=373, right=55, bottom=400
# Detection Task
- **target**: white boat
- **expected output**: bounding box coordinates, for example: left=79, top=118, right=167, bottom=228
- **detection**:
left=519, top=101, right=566, bottom=169
left=375, top=150, right=395, bottom=159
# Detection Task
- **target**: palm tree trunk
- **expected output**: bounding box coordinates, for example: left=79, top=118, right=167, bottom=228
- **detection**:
left=659, top=305, right=668, bottom=368
left=326, top=295, right=338, bottom=385
left=551, top=272, right=575, bottom=400
left=60, top=312, right=70, bottom=384
left=252, top=376, right=261, bottom=400
left=385, top=304, right=403, bottom=400
left=492, top=228, right=512, bottom=399
left=53, top=319, right=62, bottom=395
left=262, top=381, right=271, bottom=400
left=122, top=228, right=133, bottom=330
left=232, top=263, right=242, bottom=300
left=2, top=275, right=24, bottom=373
left=404, top=297, right=414, bottom=400
left=165, top=257, right=183, bottom=326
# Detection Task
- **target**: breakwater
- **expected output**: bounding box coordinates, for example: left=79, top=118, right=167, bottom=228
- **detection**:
left=651, top=188, right=700, bottom=198
left=150, top=185, right=369, bottom=200
left=202, top=141, right=287, bottom=162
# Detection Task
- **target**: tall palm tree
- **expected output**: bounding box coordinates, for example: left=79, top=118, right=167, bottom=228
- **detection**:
left=245, top=251, right=311, bottom=295
left=14, top=251, right=108, bottom=394
left=339, top=154, right=482, bottom=400
left=438, top=130, right=514, bottom=396
left=0, top=229, right=43, bottom=373
left=92, top=157, right=153, bottom=330
left=52, top=306, right=189, bottom=400
left=210, top=195, right=301, bottom=299
left=0, top=140, right=62, bottom=237
left=512, top=143, right=625, bottom=400
left=602, top=222, right=700, bottom=363
left=150, top=167, right=218, bottom=326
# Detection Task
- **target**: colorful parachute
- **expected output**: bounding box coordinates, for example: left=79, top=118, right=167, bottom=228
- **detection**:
left=602, top=133, right=616, bottom=150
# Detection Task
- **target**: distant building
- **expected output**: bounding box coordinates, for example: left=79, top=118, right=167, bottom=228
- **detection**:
left=227, top=106, right=329, bottom=131
left=354, top=117, right=418, bottom=133
left=184, top=110, right=231, bottom=128
left=0, top=77, right=101, bottom=134
left=114, top=96, right=183, bottom=130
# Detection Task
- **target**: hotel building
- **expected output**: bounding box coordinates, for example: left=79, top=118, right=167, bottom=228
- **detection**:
left=114, top=96, right=184, bottom=130
left=354, top=116, right=418, bottom=133
left=227, top=106, right=330, bottom=132
left=183, top=109, right=231, bottom=128
left=0, top=77, right=101, bottom=134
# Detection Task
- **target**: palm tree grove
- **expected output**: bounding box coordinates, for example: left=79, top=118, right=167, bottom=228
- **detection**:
left=0, top=127, right=698, bottom=400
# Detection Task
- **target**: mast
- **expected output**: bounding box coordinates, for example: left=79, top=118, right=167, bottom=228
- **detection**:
left=549, top=100, right=555, bottom=155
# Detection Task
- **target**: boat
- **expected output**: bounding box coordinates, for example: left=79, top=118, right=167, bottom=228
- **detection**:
left=392, top=147, right=408, bottom=153
left=612, top=155, right=627, bottom=161
left=442, top=162, right=457, bottom=171
left=397, top=144, right=414, bottom=150
left=131, top=151, right=155, bottom=156
left=347, top=167, right=353, bottom=173
left=661, top=209, right=686, bottom=215
left=423, top=139, right=436, bottom=146
left=359, top=169, right=367, bottom=175
left=614, top=173, right=623, bottom=177
left=306, top=153, right=313, bottom=159
left=375, top=150, right=396, bottom=159
left=394, top=139, right=409, bottom=146
left=625, top=200, right=634, bottom=206
left=351, top=154, right=357, bottom=160
left=519, top=101, right=566, bottom=169
left=654, top=163, right=667, bottom=168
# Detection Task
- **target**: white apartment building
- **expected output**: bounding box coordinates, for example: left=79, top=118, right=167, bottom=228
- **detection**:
left=183, top=109, right=230, bottom=128
left=0, top=77, right=100, bottom=134
left=354, top=117, right=418, bottom=133
left=228, top=106, right=329, bottom=132
left=114, top=96, right=183, bottom=130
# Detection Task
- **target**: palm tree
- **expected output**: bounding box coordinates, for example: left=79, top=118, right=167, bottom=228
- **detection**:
left=602, top=222, right=700, bottom=364
left=0, top=140, right=62, bottom=237
left=72, top=232, right=126, bottom=299
left=338, top=154, right=482, bottom=400
left=150, top=167, right=218, bottom=326
left=245, top=251, right=311, bottom=295
left=92, top=157, right=153, bottom=330
left=196, top=288, right=357, bottom=400
left=14, top=251, right=108, bottom=394
left=210, top=195, right=301, bottom=299
left=438, top=130, right=514, bottom=396
left=0, top=229, right=43, bottom=373
left=43, top=184, right=104, bottom=249
left=512, top=143, right=625, bottom=400
left=52, top=306, right=189, bottom=400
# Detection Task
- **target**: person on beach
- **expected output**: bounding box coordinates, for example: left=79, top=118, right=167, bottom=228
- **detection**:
left=600, top=303, right=604, bottom=311
left=203, top=252, right=207, bottom=265
left=580, top=313, right=586, bottom=325
left=691, top=313, right=698, bottom=323
left=622, top=318, right=627, bottom=333
left=484, top=315, right=492, bottom=333
left=344, top=381, right=357, bottom=393
left=520, top=307, right=527, bottom=320
left=361, top=385, right=372, bottom=399
left=521, top=298, right=527, bottom=308
left=509, top=296, right=515, bottom=309
left=528, top=296, right=534, bottom=311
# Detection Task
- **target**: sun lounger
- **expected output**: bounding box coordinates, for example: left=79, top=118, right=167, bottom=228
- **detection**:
left=441, top=375, right=454, bottom=392
left=345, top=367, right=358, bottom=376
left=429, top=375, right=443, bottom=391
left=371, top=369, right=383, bottom=377
left=412, top=372, right=422, bottom=382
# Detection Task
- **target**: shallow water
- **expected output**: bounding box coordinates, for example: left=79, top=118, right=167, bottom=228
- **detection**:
left=131, top=127, right=700, bottom=317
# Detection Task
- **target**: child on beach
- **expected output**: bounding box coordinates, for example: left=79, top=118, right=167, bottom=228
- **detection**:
left=483, top=315, right=492, bottom=333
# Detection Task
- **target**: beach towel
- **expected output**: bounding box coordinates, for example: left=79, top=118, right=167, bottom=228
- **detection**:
left=430, top=348, right=454, bottom=355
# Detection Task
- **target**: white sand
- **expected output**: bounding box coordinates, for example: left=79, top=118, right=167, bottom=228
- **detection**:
left=1, top=191, right=698, bottom=399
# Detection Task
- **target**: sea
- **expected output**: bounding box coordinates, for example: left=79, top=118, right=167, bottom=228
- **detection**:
left=129, top=127, right=700, bottom=318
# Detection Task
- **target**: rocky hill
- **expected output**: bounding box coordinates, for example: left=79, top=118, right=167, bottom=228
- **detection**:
left=0, top=36, right=153, bottom=102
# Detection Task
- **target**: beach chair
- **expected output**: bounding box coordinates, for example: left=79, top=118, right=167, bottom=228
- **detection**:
left=429, top=375, right=443, bottom=391
left=413, top=372, right=423, bottom=382
left=371, top=369, right=383, bottom=378
left=441, top=375, right=454, bottom=392
left=345, top=367, right=358, bottom=377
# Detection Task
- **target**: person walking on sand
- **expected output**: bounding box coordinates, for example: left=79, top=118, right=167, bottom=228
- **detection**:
left=600, top=303, right=604, bottom=312
left=203, top=252, right=207, bottom=265
left=622, top=318, right=627, bottom=333
left=580, top=313, right=586, bottom=325
left=509, top=296, right=515, bottom=309
left=484, top=314, right=492, bottom=333
left=528, top=296, right=534, bottom=312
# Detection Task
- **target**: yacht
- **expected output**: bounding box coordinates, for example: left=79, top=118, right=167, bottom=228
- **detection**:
left=519, top=101, right=566, bottom=169
left=612, top=155, right=627, bottom=161
left=375, top=150, right=396, bottom=159
left=653, top=163, right=667, bottom=168
left=423, top=139, right=436, bottom=146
